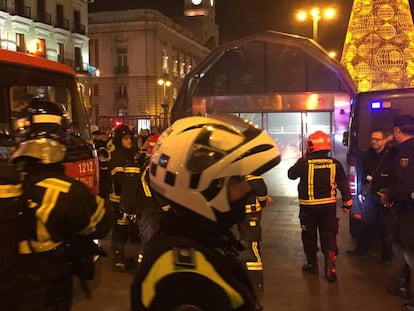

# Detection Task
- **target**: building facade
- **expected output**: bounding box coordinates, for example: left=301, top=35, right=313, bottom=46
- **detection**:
left=88, top=0, right=216, bottom=129
left=0, top=0, right=90, bottom=106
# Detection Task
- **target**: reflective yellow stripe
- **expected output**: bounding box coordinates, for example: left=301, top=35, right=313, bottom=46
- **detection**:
left=36, top=178, right=71, bottom=194
left=330, top=164, right=336, bottom=198
left=244, top=175, right=262, bottom=182
left=36, top=178, right=70, bottom=242
left=343, top=199, right=353, bottom=207
left=0, top=184, right=22, bottom=198
left=19, top=240, right=62, bottom=254
left=305, top=159, right=336, bottom=205
left=249, top=221, right=257, bottom=226
left=299, top=197, right=337, bottom=205
left=111, top=166, right=124, bottom=176
left=125, top=167, right=140, bottom=174
left=252, top=241, right=262, bottom=263
left=141, top=166, right=152, bottom=197
left=246, top=262, right=263, bottom=271
left=109, top=193, right=121, bottom=203
left=142, top=250, right=244, bottom=308
left=245, top=204, right=261, bottom=213
left=79, top=195, right=107, bottom=235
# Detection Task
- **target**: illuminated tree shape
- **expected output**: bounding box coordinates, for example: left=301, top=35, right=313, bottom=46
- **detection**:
left=341, top=0, right=414, bottom=91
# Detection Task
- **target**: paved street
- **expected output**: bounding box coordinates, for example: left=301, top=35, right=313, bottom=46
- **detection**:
left=72, top=196, right=405, bottom=311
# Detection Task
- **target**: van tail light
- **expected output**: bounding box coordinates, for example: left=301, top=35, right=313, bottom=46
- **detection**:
left=348, top=155, right=356, bottom=196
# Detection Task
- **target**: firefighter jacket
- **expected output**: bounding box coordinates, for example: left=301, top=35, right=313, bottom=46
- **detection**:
left=108, top=145, right=135, bottom=205
left=238, top=175, right=268, bottom=242
left=17, top=161, right=112, bottom=289
left=287, top=151, right=352, bottom=207
left=121, top=162, right=168, bottom=216
left=388, top=137, right=414, bottom=204
left=131, top=211, right=261, bottom=311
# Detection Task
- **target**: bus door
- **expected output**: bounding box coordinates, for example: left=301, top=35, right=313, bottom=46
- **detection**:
left=238, top=111, right=333, bottom=197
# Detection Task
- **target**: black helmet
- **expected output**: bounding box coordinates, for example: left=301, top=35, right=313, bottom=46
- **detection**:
left=113, top=124, right=132, bottom=147
left=11, top=99, right=67, bottom=163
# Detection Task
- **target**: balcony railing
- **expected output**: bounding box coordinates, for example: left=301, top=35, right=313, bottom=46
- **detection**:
left=72, top=23, right=86, bottom=35
left=14, top=5, right=31, bottom=19
left=55, top=18, right=69, bottom=30
left=35, top=12, right=52, bottom=25
left=75, top=62, right=89, bottom=73
left=114, top=66, right=129, bottom=74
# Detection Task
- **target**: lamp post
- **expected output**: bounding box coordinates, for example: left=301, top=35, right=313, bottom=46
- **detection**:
left=296, top=7, right=336, bottom=42
left=157, top=78, right=171, bottom=129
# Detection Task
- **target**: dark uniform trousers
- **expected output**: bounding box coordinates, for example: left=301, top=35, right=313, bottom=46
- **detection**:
left=237, top=175, right=268, bottom=292
left=300, top=203, right=339, bottom=257
left=108, top=147, right=136, bottom=258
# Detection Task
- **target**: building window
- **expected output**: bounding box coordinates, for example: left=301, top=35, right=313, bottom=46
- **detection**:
left=74, top=47, right=83, bottom=71
left=118, top=84, right=127, bottom=98
left=56, top=4, right=68, bottom=29
left=179, top=53, right=185, bottom=78
left=16, top=33, right=25, bottom=52
left=116, top=48, right=128, bottom=73
left=186, top=56, right=192, bottom=74
left=118, top=107, right=127, bottom=116
left=32, top=38, right=46, bottom=57
left=172, top=48, right=178, bottom=78
left=162, top=48, right=169, bottom=74
left=93, top=84, right=99, bottom=97
left=57, top=43, right=64, bottom=63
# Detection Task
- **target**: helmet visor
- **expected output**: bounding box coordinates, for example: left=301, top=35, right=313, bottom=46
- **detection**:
left=187, top=115, right=261, bottom=173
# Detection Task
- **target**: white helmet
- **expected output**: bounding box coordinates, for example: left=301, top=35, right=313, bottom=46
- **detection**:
left=149, top=114, right=280, bottom=228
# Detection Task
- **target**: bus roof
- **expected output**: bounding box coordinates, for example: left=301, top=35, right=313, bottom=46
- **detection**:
left=0, top=49, right=76, bottom=76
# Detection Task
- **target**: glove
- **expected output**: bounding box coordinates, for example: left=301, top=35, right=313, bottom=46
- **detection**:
left=342, top=205, right=351, bottom=214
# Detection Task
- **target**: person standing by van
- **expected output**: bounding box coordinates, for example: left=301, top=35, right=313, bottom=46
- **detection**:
left=288, top=131, right=352, bottom=283
left=379, top=115, right=414, bottom=311
left=346, top=129, right=394, bottom=264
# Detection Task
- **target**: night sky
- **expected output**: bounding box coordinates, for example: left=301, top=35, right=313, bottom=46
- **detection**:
left=89, top=0, right=414, bottom=55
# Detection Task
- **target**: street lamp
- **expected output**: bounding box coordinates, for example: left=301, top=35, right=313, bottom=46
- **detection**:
left=157, top=78, right=172, bottom=128
left=295, top=7, right=336, bottom=42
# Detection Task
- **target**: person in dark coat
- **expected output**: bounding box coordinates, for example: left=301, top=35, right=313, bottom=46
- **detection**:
left=346, top=129, right=394, bottom=264
left=379, top=115, right=414, bottom=311
left=108, top=124, right=136, bottom=271
left=288, top=131, right=352, bottom=283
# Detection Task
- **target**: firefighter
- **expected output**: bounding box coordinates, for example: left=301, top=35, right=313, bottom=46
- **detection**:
left=5, top=99, right=112, bottom=311
left=130, top=115, right=281, bottom=311
left=237, top=174, right=270, bottom=294
left=108, top=124, right=136, bottom=271
left=379, top=115, right=414, bottom=311
left=287, top=131, right=352, bottom=283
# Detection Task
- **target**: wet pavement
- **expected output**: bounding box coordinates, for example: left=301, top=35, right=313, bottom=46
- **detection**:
left=72, top=196, right=406, bottom=311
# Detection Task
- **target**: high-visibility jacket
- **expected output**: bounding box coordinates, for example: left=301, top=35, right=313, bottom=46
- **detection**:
left=288, top=151, right=352, bottom=207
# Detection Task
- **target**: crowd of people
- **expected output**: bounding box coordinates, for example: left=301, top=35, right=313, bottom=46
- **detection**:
left=2, top=97, right=414, bottom=311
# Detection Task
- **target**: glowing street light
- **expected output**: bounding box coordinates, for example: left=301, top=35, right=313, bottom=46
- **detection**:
left=157, top=78, right=172, bottom=128
left=295, top=7, right=336, bottom=42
